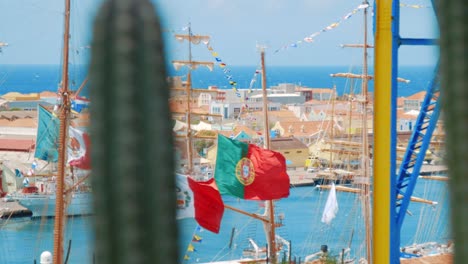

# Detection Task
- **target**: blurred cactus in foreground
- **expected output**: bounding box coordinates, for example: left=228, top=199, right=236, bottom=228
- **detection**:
left=438, top=0, right=468, bottom=262
left=89, top=0, right=177, bottom=263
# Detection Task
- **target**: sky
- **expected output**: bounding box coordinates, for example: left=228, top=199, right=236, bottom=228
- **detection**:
left=0, top=0, right=439, bottom=66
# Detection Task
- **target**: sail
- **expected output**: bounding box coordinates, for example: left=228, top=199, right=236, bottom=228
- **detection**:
left=34, top=105, right=59, bottom=162
left=172, top=60, right=214, bottom=71
left=321, top=183, right=339, bottom=224
left=174, top=34, right=210, bottom=45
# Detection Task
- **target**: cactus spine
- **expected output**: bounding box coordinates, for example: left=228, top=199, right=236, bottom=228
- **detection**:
left=89, top=0, right=177, bottom=263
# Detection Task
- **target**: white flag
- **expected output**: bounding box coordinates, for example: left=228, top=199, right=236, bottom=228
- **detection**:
left=176, top=173, right=195, bottom=219
left=321, top=183, right=339, bottom=224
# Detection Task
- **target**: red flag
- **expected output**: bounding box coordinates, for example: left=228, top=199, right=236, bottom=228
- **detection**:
left=188, top=178, right=224, bottom=233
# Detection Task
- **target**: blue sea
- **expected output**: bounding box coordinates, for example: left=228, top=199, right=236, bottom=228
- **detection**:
left=0, top=64, right=448, bottom=263
left=0, top=179, right=450, bottom=264
left=0, top=64, right=437, bottom=98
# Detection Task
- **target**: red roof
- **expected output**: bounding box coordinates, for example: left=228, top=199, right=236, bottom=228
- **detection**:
left=0, top=139, right=35, bottom=152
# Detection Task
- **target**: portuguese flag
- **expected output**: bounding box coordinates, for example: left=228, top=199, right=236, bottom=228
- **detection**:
left=214, top=134, right=290, bottom=200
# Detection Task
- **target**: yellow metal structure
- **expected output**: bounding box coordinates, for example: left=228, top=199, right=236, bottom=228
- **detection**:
left=373, top=0, right=393, bottom=263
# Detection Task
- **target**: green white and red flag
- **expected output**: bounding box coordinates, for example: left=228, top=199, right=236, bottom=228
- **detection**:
left=176, top=174, right=224, bottom=233
left=214, top=134, right=290, bottom=200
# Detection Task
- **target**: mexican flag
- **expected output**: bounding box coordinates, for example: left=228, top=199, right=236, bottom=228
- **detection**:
left=214, top=135, right=290, bottom=200
left=176, top=173, right=224, bottom=234
left=68, top=126, right=91, bottom=170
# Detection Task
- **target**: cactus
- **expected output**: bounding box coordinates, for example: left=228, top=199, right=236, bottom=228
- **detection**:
left=89, top=0, right=177, bottom=263
left=439, top=0, right=468, bottom=262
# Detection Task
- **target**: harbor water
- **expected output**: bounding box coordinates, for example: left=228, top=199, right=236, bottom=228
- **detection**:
left=0, top=64, right=446, bottom=263
left=0, top=179, right=450, bottom=263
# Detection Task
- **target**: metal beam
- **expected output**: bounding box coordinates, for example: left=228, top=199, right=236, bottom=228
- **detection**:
left=373, top=0, right=395, bottom=263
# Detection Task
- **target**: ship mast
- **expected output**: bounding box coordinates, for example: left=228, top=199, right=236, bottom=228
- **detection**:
left=174, top=27, right=283, bottom=261
left=186, top=24, right=194, bottom=173
left=260, top=48, right=277, bottom=264
left=329, top=85, right=336, bottom=172
left=53, top=0, right=71, bottom=262
left=329, top=1, right=372, bottom=261
left=172, top=23, right=213, bottom=174
left=360, top=1, right=372, bottom=261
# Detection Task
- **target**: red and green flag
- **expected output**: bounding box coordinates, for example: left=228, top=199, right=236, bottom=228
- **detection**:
left=214, top=134, right=290, bottom=200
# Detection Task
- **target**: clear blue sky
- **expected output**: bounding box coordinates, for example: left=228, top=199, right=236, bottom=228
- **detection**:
left=0, top=0, right=439, bottom=66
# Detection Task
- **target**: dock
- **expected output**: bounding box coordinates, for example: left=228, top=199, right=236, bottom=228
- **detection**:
left=288, top=169, right=317, bottom=187
left=0, top=199, right=32, bottom=219
left=0, top=165, right=447, bottom=218
left=288, top=164, right=448, bottom=188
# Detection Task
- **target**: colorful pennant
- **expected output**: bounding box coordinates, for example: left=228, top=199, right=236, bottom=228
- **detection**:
left=183, top=226, right=204, bottom=261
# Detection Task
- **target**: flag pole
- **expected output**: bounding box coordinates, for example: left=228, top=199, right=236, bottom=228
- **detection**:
left=220, top=47, right=281, bottom=263
left=186, top=23, right=194, bottom=173
left=260, top=47, right=277, bottom=264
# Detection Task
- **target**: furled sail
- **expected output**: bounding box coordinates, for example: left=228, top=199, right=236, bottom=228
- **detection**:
left=172, top=60, right=214, bottom=71
left=174, top=34, right=210, bottom=45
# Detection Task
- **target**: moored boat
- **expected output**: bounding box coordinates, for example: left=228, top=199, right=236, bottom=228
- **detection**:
left=10, top=191, right=91, bottom=218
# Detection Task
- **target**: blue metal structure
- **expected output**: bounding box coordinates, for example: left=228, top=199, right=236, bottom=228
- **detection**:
left=395, top=68, right=441, bottom=228
left=388, top=0, right=441, bottom=263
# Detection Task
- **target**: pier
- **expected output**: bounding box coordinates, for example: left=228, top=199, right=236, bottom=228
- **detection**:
left=0, top=199, right=32, bottom=219
left=288, top=164, right=447, bottom=187
left=0, top=165, right=446, bottom=218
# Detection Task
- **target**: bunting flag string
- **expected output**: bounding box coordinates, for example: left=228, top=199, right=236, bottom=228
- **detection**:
left=183, top=225, right=204, bottom=262
left=243, top=4, right=371, bottom=106
left=273, top=3, right=369, bottom=54
left=171, top=1, right=427, bottom=96
left=202, top=40, right=243, bottom=98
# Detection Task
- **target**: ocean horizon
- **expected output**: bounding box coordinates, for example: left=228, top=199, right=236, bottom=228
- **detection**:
left=0, top=64, right=437, bottom=99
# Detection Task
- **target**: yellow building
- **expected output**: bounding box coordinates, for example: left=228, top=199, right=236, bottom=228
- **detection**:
left=270, top=137, right=309, bottom=168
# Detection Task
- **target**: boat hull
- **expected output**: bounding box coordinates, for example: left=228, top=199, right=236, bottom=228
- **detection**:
left=14, top=192, right=92, bottom=218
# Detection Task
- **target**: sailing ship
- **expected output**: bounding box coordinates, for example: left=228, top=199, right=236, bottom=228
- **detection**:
left=170, top=24, right=216, bottom=178
left=307, top=1, right=451, bottom=263
left=4, top=1, right=91, bottom=262
left=175, top=42, right=292, bottom=263
left=7, top=104, right=92, bottom=218
left=303, top=1, right=396, bottom=262
left=5, top=0, right=92, bottom=219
